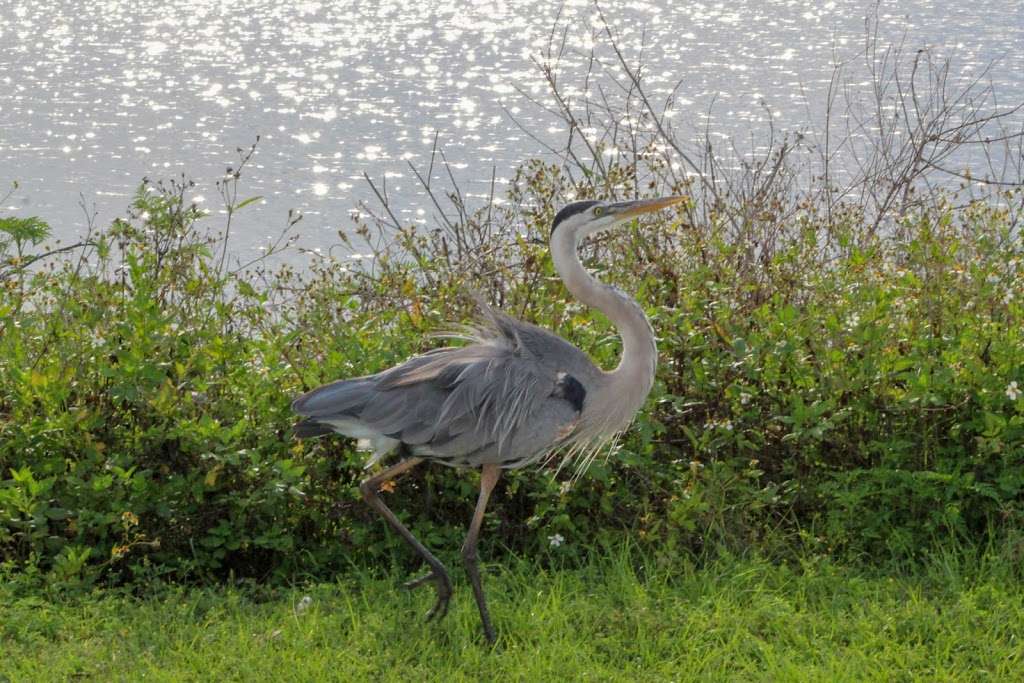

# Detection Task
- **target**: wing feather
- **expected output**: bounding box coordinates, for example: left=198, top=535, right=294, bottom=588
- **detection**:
left=292, top=301, right=599, bottom=467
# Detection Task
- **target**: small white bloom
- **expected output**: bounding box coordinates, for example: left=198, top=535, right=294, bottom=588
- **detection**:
left=296, top=595, right=312, bottom=615
left=740, top=393, right=752, bottom=405
left=559, top=481, right=572, bottom=496
left=1007, top=381, right=1021, bottom=401
left=1003, top=290, right=1014, bottom=305
left=548, top=533, right=565, bottom=548
left=987, top=274, right=1000, bottom=284
left=704, top=418, right=733, bottom=431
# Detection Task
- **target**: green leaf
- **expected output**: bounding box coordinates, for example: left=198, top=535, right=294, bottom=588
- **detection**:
left=0, top=216, right=50, bottom=244
left=234, top=196, right=263, bottom=211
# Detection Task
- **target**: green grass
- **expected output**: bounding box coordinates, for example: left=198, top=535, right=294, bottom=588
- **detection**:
left=2, top=553, right=1021, bottom=681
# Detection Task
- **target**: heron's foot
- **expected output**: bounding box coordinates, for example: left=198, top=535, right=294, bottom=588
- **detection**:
left=404, top=568, right=453, bottom=622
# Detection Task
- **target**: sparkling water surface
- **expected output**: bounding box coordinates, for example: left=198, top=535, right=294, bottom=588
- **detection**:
left=1, top=1, right=1021, bottom=259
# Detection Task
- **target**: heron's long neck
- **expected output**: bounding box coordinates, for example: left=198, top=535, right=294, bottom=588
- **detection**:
left=551, top=232, right=657, bottom=409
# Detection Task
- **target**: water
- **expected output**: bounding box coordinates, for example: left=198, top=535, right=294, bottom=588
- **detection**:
left=1, top=0, right=1021, bottom=260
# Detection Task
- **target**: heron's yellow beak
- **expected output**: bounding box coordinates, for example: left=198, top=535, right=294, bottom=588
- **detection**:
left=611, top=195, right=687, bottom=219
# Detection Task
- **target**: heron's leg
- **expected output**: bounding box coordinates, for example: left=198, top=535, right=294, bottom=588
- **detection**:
left=462, top=463, right=502, bottom=643
left=359, top=456, right=453, bottom=622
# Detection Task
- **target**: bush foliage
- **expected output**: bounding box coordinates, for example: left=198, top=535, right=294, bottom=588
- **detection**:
left=1, top=159, right=1022, bottom=590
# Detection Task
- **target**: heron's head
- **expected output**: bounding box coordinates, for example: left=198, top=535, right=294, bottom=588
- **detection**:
left=550, top=196, right=686, bottom=244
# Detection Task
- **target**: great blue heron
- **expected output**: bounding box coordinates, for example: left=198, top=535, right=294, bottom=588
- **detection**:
left=292, top=196, right=684, bottom=642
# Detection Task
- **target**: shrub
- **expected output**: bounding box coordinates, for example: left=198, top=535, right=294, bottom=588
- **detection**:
left=1, top=162, right=1022, bottom=588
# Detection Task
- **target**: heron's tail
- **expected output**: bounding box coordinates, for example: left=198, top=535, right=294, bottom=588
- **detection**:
left=290, top=378, right=401, bottom=461
left=292, top=377, right=374, bottom=417
left=292, top=418, right=336, bottom=439
left=291, top=377, right=374, bottom=439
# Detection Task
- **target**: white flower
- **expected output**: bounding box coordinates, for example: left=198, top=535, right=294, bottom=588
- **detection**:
left=295, top=595, right=312, bottom=615
left=548, top=533, right=565, bottom=548
left=1007, top=381, right=1021, bottom=401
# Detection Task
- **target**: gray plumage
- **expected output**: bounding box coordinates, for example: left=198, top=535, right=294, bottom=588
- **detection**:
left=291, top=195, right=685, bottom=643
left=293, top=304, right=598, bottom=469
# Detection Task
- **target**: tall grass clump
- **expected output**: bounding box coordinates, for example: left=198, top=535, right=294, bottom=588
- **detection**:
left=1, top=21, right=1022, bottom=590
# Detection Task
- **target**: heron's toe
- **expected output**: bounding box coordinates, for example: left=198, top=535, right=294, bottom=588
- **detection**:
left=425, top=590, right=451, bottom=622
left=404, top=568, right=453, bottom=622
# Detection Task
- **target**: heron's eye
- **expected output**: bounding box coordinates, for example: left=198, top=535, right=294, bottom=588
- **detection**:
left=592, top=206, right=605, bottom=217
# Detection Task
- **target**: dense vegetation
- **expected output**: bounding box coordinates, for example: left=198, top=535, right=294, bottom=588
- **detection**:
left=1, top=158, right=1021, bottom=592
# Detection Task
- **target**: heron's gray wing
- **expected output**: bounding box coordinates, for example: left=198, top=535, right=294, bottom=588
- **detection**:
left=292, top=302, right=595, bottom=467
